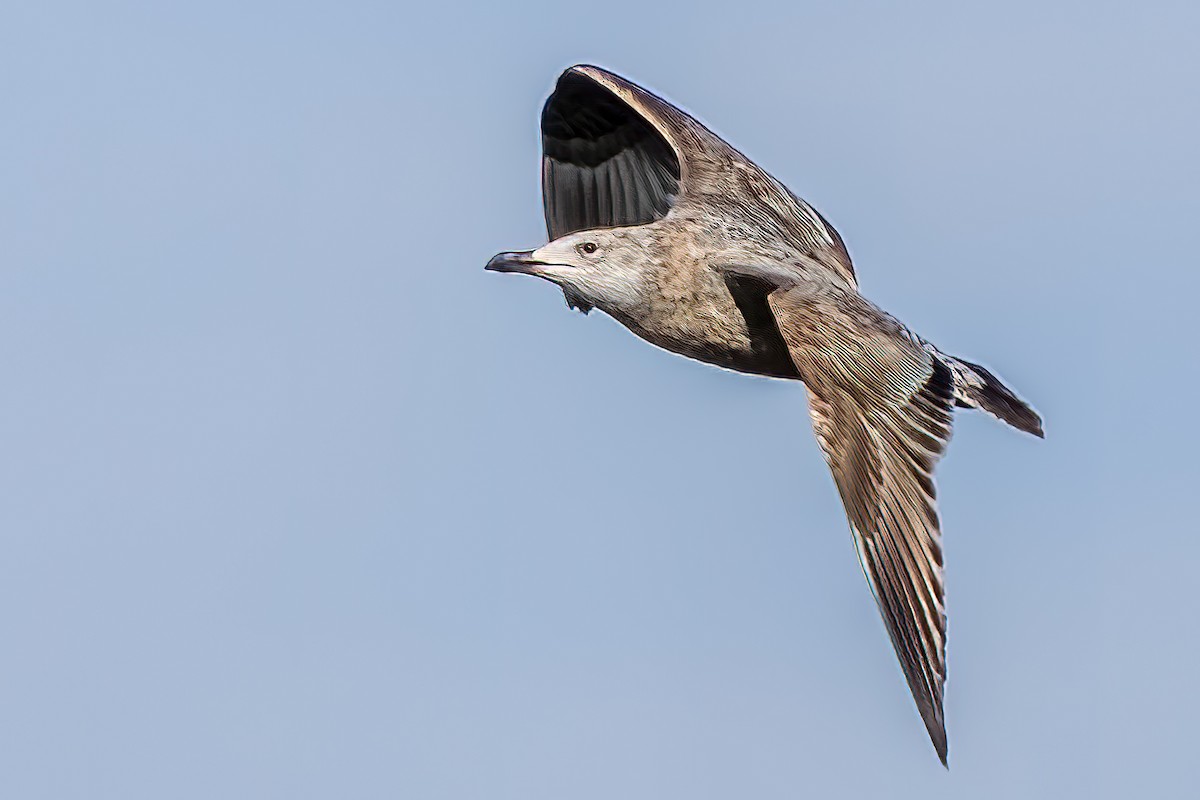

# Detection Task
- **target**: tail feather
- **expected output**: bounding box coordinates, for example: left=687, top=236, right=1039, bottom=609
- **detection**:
left=944, top=356, right=1044, bottom=438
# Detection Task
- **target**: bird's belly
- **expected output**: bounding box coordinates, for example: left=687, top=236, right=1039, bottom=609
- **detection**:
left=678, top=337, right=800, bottom=379
left=614, top=308, right=801, bottom=379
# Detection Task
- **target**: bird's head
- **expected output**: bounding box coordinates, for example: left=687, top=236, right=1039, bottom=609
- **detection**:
left=486, top=227, right=655, bottom=315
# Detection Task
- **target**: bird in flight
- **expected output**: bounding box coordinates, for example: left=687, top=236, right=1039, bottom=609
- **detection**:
left=486, top=65, right=1043, bottom=766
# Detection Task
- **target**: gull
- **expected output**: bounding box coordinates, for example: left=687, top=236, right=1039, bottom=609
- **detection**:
left=486, top=65, right=1043, bottom=766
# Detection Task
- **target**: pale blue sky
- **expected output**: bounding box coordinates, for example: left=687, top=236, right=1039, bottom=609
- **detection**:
left=2, top=1, right=1197, bottom=797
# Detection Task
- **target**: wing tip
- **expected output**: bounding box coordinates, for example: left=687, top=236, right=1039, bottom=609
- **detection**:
left=912, top=675, right=949, bottom=765
left=916, top=686, right=945, bottom=767
left=932, top=728, right=949, bottom=769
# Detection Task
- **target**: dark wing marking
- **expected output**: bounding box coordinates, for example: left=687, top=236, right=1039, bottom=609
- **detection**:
left=769, top=286, right=955, bottom=766
left=542, top=70, right=681, bottom=239
left=722, top=273, right=800, bottom=379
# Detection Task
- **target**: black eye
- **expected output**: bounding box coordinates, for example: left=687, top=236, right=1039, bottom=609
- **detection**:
left=580, top=242, right=598, bottom=254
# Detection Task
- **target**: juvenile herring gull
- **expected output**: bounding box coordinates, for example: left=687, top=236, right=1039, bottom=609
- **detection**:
left=486, top=65, right=1043, bottom=766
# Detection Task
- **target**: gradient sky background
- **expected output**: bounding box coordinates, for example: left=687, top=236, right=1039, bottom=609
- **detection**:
left=3, top=1, right=1198, bottom=797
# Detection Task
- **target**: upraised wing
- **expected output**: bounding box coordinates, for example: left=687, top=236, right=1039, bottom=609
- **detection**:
left=542, top=66, right=855, bottom=286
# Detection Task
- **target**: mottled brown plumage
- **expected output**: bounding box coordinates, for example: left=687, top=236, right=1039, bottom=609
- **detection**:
left=486, top=65, right=1043, bottom=766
